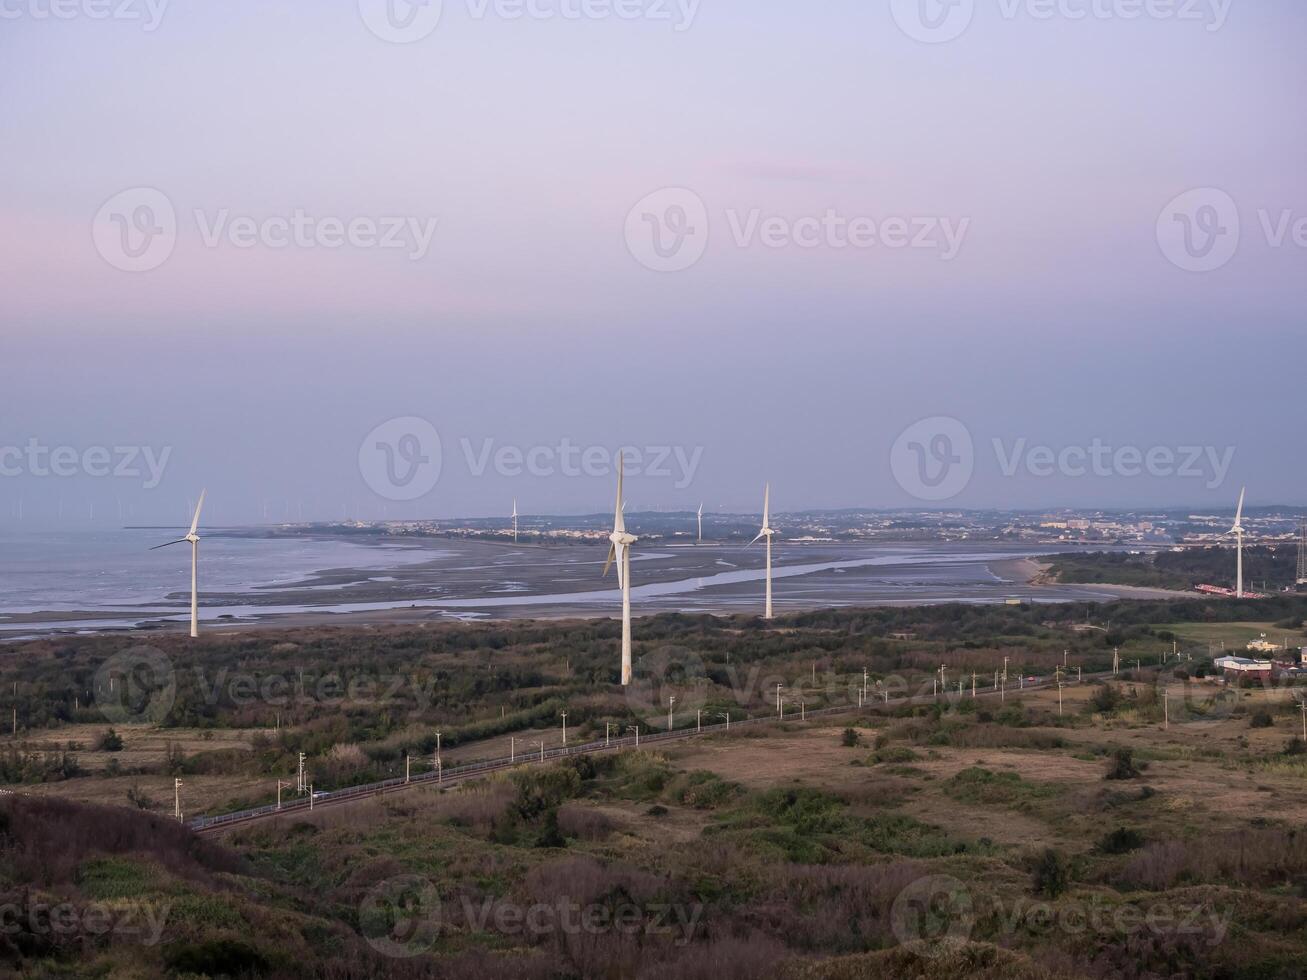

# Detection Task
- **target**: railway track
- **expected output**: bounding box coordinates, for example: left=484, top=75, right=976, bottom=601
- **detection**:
left=192, top=669, right=1124, bottom=837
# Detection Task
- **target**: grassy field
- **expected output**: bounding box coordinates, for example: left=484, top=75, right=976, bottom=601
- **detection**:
left=2, top=601, right=1306, bottom=978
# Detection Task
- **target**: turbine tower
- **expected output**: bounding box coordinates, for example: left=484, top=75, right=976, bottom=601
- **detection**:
left=750, top=484, right=776, bottom=620
left=151, top=490, right=206, bottom=638
left=1229, top=487, right=1246, bottom=599
left=1297, top=519, right=1307, bottom=587
left=603, top=457, right=637, bottom=685
left=696, top=502, right=703, bottom=544
left=511, top=499, right=518, bottom=543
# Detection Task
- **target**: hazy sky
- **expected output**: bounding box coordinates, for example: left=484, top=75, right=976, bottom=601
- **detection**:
left=3, top=1, right=1305, bottom=527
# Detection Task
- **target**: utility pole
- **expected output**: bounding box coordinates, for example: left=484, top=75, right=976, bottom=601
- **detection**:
left=1113, top=648, right=1119, bottom=676
left=309, top=783, right=314, bottom=811
left=174, top=778, right=183, bottom=822
left=812, top=661, right=816, bottom=684
left=1164, top=693, right=1169, bottom=730
left=277, top=780, right=287, bottom=811
left=1003, top=656, right=1009, bottom=683
left=972, top=672, right=977, bottom=698
left=667, top=697, right=675, bottom=732
left=719, top=711, right=730, bottom=731
left=800, top=701, right=806, bottom=722
left=776, top=684, right=783, bottom=719
left=630, top=726, right=639, bottom=749
left=297, top=752, right=306, bottom=794
left=511, top=736, right=516, bottom=762
left=605, top=723, right=610, bottom=747
left=561, top=712, right=568, bottom=746
left=863, top=667, right=869, bottom=703
left=696, top=710, right=701, bottom=733
left=538, top=741, right=545, bottom=762
left=405, top=754, right=410, bottom=783
left=1300, top=700, right=1306, bottom=741
left=1057, top=682, right=1064, bottom=717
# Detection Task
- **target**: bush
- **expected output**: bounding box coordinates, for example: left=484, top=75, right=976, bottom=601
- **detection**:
left=1105, top=747, right=1142, bottom=781
left=1250, top=710, right=1275, bottom=729
left=1096, top=827, right=1145, bottom=854
left=840, top=728, right=860, bottom=747
left=166, top=938, right=269, bottom=976
left=97, top=728, right=124, bottom=752
left=1032, top=848, right=1070, bottom=898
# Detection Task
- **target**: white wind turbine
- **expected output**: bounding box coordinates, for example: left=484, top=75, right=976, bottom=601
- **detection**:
left=511, top=498, right=519, bottom=543
left=152, top=490, right=206, bottom=638
left=697, top=502, right=703, bottom=544
left=1229, top=486, right=1247, bottom=599
left=749, top=484, right=776, bottom=620
left=603, top=456, right=637, bottom=685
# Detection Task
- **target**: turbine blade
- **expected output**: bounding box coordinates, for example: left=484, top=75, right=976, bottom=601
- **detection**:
left=603, top=542, right=616, bottom=578
left=613, top=455, right=626, bottom=534
left=189, top=489, right=207, bottom=536
left=150, top=539, right=188, bottom=551
left=1234, top=487, right=1245, bottom=526
left=747, top=532, right=764, bottom=548
left=763, top=483, right=770, bottom=527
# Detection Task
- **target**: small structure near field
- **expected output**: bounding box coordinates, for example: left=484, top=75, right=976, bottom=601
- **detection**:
left=1214, top=656, right=1274, bottom=680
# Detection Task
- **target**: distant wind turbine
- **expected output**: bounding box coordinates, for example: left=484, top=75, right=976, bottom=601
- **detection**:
left=151, top=490, right=206, bottom=638
left=512, top=498, right=518, bottom=543
left=697, top=502, right=703, bottom=544
left=749, top=484, right=776, bottom=620
left=603, top=456, right=637, bottom=685
left=1229, top=486, right=1246, bottom=599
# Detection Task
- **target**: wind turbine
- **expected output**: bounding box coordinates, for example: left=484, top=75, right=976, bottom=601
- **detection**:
left=151, top=490, right=206, bottom=638
left=697, top=502, right=703, bottom=544
left=749, top=484, right=776, bottom=620
left=603, top=456, right=637, bottom=685
left=1229, top=486, right=1246, bottom=599
left=511, top=499, right=518, bottom=543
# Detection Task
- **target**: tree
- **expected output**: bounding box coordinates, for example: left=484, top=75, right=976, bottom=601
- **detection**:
left=840, top=728, right=860, bottom=747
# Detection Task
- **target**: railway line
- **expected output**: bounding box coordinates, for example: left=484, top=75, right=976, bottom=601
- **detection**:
left=191, top=669, right=1122, bottom=837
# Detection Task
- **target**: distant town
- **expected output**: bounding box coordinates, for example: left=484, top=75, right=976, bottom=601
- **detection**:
left=269, top=506, right=1307, bottom=550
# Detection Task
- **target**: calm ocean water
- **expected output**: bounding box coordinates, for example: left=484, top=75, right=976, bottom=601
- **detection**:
left=0, top=530, right=428, bottom=615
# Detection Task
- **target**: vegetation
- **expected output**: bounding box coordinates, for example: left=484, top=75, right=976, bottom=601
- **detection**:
left=2, top=601, right=1307, bottom=977
left=1049, top=545, right=1302, bottom=593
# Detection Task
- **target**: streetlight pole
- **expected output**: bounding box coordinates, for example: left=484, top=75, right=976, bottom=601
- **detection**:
left=630, top=725, right=640, bottom=749
left=718, top=712, right=730, bottom=731
left=174, top=778, right=183, bottom=822
left=776, top=684, right=783, bottom=719
left=561, top=712, right=568, bottom=746
left=668, top=697, right=675, bottom=733
left=696, top=709, right=701, bottom=733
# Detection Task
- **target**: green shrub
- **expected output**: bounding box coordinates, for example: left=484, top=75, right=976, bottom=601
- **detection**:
left=1096, top=827, right=1145, bottom=854
left=1032, top=848, right=1070, bottom=898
